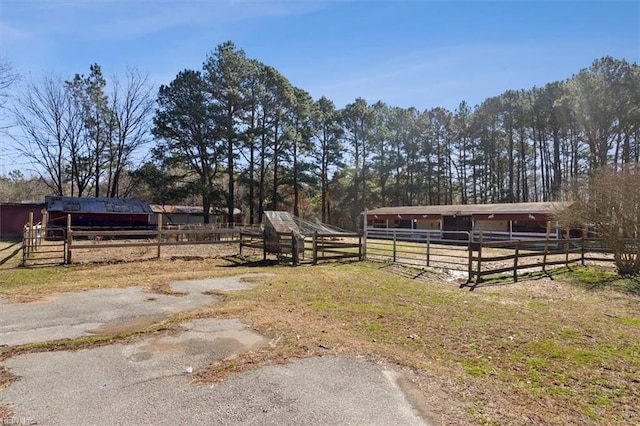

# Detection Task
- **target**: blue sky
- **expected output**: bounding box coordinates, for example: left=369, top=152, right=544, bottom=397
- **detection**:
left=1, top=0, right=639, bottom=174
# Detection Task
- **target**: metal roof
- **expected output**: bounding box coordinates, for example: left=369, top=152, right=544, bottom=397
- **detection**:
left=262, top=211, right=300, bottom=233
left=365, top=202, right=570, bottom=217
left=45, top=196, right=153, bottom=214
left=149, top=205, right=243, bottom=215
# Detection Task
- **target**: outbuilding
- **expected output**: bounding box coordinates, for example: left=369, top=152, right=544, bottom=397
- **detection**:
left=149, top=205, right=244, bottom=226
left=45, top=196, right=153, bottom=230
left=365, top=202, right=570, bottom=240
left=0, top=202, right=45, bottom=240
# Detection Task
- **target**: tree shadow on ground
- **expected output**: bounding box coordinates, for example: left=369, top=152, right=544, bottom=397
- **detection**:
left=221, top=255, right=279, bottom=268
left=466, top=266, right=640, bottom=296
left=570, top=268, right=640, bottom=297
left=0, top=241, right=21, bottom=266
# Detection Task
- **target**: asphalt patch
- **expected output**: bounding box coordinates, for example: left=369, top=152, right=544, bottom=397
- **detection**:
left=0, top=272, right=431, bottom=425
left=0, top=273, right=271, bottom=346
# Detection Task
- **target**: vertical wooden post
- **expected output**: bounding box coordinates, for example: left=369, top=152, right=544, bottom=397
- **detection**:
left=42, top=210, right=49, bottom=248
left=358, top=232, right=363, bottom=261
left=363, top=210, right=368, bottom=259
left=543, top=221, right=550, bottom=273
left=312, top=231, right=318, bottom=265
left=565, top=226, right=570, bottom=266
left=513, top=240, right=520, bottom=282
left=66, top=214, right=72, bottom=264
left=262, top=229, right=267, bottom=261
left=157, top=213, right=163, bottom=259
left=475, top=230, right=483, bottom=285
left=426, top=232, right=431, bottom=267
left=27, top=212, right=34, bottom=257
left=581, top=237, right=586, bottom=266
left=467, top=231, right=473, bottom=283
left=392, top=229, right=397, bottom=263
left=291, top=230, right=298, bottom=266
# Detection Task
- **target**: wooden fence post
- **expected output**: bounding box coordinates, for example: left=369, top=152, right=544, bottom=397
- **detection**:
left=467, top=232, right=473, bottom=284
left=513, top=240, right=520, bottom=282
left=291, top=230, right=298, bottom=266
left=262, top=230, right=267, bottom=261
left=426, top=232, right=431, bottom=267
left=393, top=230, right=397, bottom=263
left=543, top=223, right=550, bottom=273
left=581, top=237, right=586, bottom=266
left=157, top=213, right=162, bottom=259
left=475, top=230, right=483, bottom=285
left=363, top=209, right=368, bottom=259
left=27, top=212, right=34, bottom=257
left=66, top=214, right=72, bottom=264
left=359, top=232, right=363, bottom=261
left=565, top=226, right=570, bottom=267
left=312, top=231, right=318, bottom=265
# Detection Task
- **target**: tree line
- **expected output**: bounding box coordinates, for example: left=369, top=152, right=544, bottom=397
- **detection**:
left=6, top=64, right=154, bottom=199
left=2, top=44, right=639, bottom=230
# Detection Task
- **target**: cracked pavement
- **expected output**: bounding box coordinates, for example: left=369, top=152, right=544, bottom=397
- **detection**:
left=1, top=273, right=430, bottom=425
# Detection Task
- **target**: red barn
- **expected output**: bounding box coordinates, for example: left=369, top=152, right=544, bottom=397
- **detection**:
left=0, top=202, right=45, bottom=240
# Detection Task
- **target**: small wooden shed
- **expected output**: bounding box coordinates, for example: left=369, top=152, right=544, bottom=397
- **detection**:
left=262, top=211, right=305, bottom=256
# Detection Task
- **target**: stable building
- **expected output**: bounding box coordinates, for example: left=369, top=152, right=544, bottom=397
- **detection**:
left=365, top=202, right=570, bottom=240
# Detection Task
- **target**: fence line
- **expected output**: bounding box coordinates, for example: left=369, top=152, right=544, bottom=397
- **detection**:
left=65, top=221, right=245, bottom=264
left=240, top=230, right=362, bottom=265
left=464, top=234, right=625, bottom=288
left=466, top=236, right=584, bottom=287
left=364, top=227, right=620, bottom=285
left=364, top=229, right=471, bottom=270
left=22, top=213, right=621, bottom=278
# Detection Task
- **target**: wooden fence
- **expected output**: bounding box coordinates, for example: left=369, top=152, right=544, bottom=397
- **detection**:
left=64, top=214, right=244, bottom=264
left=364, top=228, right=621, bottom=286
left=240, top=230, right=363, bottom=265
left=364, top=229, right=471, bottom=270
left=465, top=235, right=618, bottom=288
left=22, top=213, right=361, bottom=266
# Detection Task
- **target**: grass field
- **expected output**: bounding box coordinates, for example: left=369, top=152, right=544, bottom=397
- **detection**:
left=1, top=241, right=639, bottom=425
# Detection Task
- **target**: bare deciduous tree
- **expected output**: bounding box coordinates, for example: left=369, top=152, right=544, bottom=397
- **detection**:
left=560, top=163, right=640, bottom=275
left=0, top=58, right=18, bottom=133
left=106, top=68, right=155, bottom=198
left=12, top=75, right=82, bottom=195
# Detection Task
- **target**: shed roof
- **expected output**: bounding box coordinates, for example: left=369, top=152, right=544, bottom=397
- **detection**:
left=262, top=211, right=300, bottom=234
left=45, top=196, right=153, bottom=214
left=149, top=205, right=243, bottom=215
left=366, top=202, right=570, bottom=217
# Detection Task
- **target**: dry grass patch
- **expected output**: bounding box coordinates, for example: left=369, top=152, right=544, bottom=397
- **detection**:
left=2, top=239, right=639, bottom=425
left=196, top=261, right=640, bottom=425
left=0, top=241, right=257, bottom=302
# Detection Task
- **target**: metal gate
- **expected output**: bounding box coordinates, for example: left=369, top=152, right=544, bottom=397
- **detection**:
left=22, top=225, right=66, bottom=266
